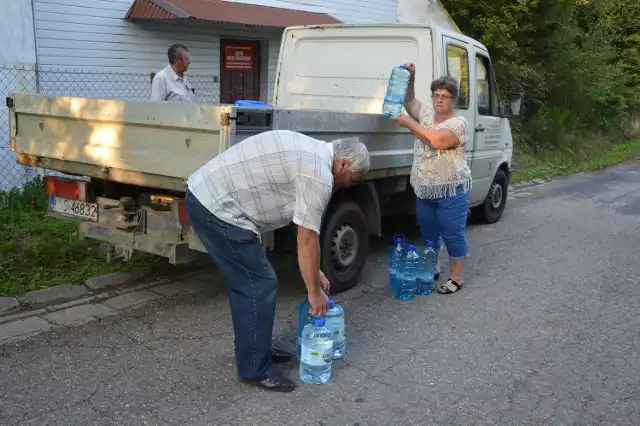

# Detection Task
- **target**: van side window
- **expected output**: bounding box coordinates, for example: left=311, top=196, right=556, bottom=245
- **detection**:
left=476, top=55, right=500, bottom=116
left=446, top=44, right=470, bottom=109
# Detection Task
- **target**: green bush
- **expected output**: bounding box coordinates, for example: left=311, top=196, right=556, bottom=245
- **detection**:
left=0, top=178, right=157, bottom=296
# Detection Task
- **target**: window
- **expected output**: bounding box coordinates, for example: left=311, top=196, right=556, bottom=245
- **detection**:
left=476, top=55, right=500, bottom=116
left=446, top=44, right=470, bottom=109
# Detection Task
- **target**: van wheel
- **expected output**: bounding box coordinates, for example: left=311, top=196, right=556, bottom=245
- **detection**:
left=472, top=169, right=509, bottom=224
left=320, top=201, right=368, bottom=294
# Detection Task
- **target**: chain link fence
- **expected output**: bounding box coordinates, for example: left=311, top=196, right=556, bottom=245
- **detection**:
left=1, top=64, right=275, bottom=191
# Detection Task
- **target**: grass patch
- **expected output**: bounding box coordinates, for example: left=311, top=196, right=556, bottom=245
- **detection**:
left=512, top=138, right=640, bottom=183
left=0, top=178, right=161, bottom=297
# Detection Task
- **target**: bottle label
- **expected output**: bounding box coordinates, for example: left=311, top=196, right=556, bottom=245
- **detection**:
left=300, top=342, right=333, bottom=366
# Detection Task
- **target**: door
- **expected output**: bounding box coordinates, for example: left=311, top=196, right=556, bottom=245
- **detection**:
left=470, top=51, right=503, bottom=204
left=442, top=38, right=475, bottom=159
left=220, top=39, right=261, bottom=104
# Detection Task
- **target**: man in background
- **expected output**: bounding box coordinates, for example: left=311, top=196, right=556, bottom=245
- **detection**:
left=150, top=43, right=194, bottom=102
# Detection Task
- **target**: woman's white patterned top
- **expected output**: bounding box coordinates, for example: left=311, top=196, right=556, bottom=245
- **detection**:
left=405, top=98, right=472, bottom=199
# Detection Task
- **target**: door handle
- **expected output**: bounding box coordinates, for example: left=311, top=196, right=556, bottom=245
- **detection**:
left=475, top=125, right=485, bottom=133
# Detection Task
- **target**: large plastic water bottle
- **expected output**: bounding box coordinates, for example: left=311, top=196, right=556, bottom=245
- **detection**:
left=299, top=316, right=334, bottom=385
left=381, top=65, right=411, bottom=117
left=394, top=244, right=419, bottom=300
left=296, top=299, right=312, bottom=360
left=325, top=300, right=346, bottom=359
left=416, top=240, right=438, bottom=295
left=389, top=234, right=407, bottom=290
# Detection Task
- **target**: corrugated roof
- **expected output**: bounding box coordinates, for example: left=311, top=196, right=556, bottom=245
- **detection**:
left=125, top=0, right=341, bottom=28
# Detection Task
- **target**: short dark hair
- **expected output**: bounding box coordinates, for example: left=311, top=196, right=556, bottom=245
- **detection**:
left=167, top=44, right=189, bottom=64
left=430, top=76, right=459, bottom=100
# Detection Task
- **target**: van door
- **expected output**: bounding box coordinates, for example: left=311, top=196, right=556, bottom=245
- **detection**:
left=469, top=49, right=503, bottom=205
left=442, top=37, right=475, bottom=168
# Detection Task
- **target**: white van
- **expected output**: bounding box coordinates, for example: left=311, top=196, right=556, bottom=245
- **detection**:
left=275, top=24, right=523, bottom=223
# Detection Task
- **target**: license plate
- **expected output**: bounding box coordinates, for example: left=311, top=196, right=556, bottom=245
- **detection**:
left=48, top=196, right=98, bottom=222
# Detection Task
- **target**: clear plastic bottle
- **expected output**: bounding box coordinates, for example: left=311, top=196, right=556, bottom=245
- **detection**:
left=299, top=316, right=334, bottom=385
left=416, top=240, right=438, bottom=295
left=389, top=234, right=407, bottom=291
left=325, top=300, right=346, bottom=359
left=381, top=65, right=411, bottom=117
left=296, top=298, right=312, bottom=360
left=394, top=244, right=419, bottom=300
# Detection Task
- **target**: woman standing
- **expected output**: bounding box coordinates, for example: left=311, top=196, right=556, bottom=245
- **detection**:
left=392, top=62, right=470, bottom=295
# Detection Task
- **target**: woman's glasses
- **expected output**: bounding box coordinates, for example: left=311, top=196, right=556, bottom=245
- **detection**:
left=431, top=94, right=454, bottom=101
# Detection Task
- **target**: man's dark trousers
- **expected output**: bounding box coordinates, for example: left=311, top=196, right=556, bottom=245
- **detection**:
left=185, top=190, right=277, bottom=380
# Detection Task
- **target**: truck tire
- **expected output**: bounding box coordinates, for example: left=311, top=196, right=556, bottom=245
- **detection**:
left=472, top=169, right=509, bottom=224
left=320, top=201, right=368, bottom=294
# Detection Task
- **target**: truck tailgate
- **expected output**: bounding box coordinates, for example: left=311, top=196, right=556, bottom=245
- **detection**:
left=8, top=94, right=231, bottom=191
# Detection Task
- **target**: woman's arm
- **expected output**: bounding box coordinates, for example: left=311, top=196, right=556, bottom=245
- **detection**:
left=393, top=116, right=464, bottom=150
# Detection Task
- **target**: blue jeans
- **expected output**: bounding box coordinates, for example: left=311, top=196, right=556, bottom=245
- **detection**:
left=185, top=190, right=277, bottom=381
left=416, top=186, right=470, bottom=260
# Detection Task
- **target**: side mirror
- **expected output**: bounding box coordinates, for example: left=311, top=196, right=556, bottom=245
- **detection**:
left=501, top=93, right=524, bottom=117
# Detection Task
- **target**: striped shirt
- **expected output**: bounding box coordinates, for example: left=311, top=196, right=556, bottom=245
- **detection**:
left=187, top=130, right=334, bottom=236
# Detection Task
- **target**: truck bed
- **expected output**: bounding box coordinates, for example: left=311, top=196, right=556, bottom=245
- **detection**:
left=7, top=93, right=415, bottom=192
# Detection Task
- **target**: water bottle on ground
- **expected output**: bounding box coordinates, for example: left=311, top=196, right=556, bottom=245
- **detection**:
left=389, top=234, right=407, bottom=291
left=325, top=300, right=347, bottom=359
left=381, top=65, right=411, bottom=117
left=299, top=316, right=334, bottom=385
left=394, top=244, right=419, bottom=300
left=416, top=240, right=438, bottom=295
left=296, top=299, right=312, bottom=360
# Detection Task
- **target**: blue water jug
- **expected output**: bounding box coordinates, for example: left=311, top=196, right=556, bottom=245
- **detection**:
left=394, top=244, right=419, bottom=300
left=381, top=65, right=411, bottom=118
left=297, top=298, right=312, bottom=360
left=416, top=240, right=438, bottom=295
left=389, top=234, right=406, bottom=291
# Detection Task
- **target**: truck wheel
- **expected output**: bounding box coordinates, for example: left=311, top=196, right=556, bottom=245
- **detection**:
left=472, top=169, right=509, bottom=224
left=320, top=201, right=368, bottom=294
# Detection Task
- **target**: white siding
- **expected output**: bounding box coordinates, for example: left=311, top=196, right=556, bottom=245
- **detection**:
left=224, top=0, right=397, bottom=23
left=32, top=0, right=282, bottom=102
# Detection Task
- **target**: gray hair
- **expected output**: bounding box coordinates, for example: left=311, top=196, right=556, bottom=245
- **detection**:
left=168, top=43, right=189, bottom=64
left=431, top=75, right=459, bottom=100
left=330, top=137, right=370, bottom=173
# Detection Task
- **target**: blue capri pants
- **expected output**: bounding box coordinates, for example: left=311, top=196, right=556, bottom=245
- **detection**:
left=416, top=186, right=470, bottom=260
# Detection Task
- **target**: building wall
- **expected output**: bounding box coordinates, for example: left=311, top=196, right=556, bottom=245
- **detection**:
left=32, top=0, right=284, bottom=103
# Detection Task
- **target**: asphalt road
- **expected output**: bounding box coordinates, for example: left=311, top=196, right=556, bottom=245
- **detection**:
left=2, top=163, right=640, bottom=426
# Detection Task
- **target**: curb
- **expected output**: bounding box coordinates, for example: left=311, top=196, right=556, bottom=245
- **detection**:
left=510, top=177, right=552, bottom=193
left=0, top=272, right=210, bottom=345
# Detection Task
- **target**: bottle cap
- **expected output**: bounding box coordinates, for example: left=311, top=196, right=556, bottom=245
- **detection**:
left=311, top=316, right=326, bottom=327
left=407, top=244, right=415, bottom=250
left=328, top=300, right=335, bottom=309
left=425, top=239, right=435, bottom=247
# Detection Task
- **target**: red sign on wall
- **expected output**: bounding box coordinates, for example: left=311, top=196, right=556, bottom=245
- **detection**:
left=224, top=44, right=254, bottom=71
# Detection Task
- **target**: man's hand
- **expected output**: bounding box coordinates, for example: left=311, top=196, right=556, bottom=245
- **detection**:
left=319, top=270, right=330, bottom=294
left=308, top=288, right=329, bottom=317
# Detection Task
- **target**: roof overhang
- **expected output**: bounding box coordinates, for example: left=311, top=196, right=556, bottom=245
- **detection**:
left=125, top=0, right=342, bottom=28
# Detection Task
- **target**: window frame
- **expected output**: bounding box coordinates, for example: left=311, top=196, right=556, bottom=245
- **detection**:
left=445, top=43, right=470, bottom=110
left=475, top=53, right=501, bottom=117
